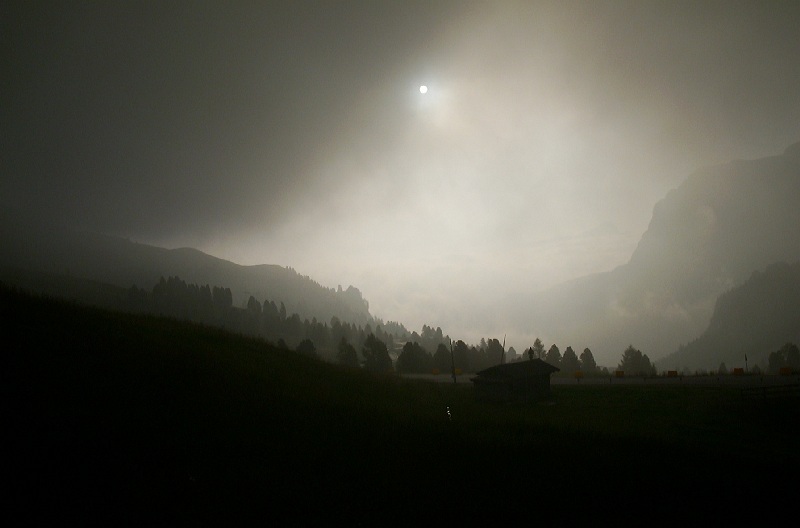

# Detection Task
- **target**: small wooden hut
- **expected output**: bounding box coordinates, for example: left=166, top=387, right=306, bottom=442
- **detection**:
left=470, top=359, right=560, bottom=403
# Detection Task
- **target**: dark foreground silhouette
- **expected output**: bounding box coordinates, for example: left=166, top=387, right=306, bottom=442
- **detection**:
left=3, top=286, right=798, bottom=525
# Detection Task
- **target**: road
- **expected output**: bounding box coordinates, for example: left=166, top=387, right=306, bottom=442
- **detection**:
left=401, top=372, right=800, bottom=388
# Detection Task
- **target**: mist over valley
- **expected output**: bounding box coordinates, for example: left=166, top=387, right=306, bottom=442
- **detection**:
left=3, top=2, right=800, bottom=522
left=4, top=142, right=799, bottom=373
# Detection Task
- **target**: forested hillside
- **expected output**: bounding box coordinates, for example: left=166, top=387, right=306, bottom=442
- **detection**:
left=0, top=270, right=513, bottom=373
left=0, top=219, right=372, bottom=327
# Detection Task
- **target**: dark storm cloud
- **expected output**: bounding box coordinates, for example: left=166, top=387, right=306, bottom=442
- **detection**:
left=2, top=1, right=462, bottom=237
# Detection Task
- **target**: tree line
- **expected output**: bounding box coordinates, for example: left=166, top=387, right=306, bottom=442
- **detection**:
left=519, top=339, right=655, bottom=377
left=95, top=275, right=671, bottom=376
left=123, top=276, right=402, bottom=363
left=118, top=276, right=597, bottom=374
left=767, top=343, right=800, bottom=374
left=119, top=276, right=463, bottom=370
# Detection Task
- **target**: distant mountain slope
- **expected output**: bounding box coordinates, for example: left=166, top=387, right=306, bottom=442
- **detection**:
left=657, top=261, right=800, bottom=372
left=0, top=221, right=373, bottom=327
left=513, top=141, right=800, bottom=367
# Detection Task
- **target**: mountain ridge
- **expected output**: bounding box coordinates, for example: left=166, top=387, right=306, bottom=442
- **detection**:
left=658, top=260, right=800, bottom=372
left=511, top=140, right=800, bottom=368
left=0, top=222, right=373, bottom=329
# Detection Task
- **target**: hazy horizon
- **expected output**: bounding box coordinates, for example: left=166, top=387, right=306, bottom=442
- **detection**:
left=4, top=1, right=800, bottom=353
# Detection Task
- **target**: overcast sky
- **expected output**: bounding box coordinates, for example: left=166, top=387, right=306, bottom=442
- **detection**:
left=4, top=1, right=800, bottom=349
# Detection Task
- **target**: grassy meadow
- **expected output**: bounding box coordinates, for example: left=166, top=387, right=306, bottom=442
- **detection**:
left=3, top=286, right=798, bottom=525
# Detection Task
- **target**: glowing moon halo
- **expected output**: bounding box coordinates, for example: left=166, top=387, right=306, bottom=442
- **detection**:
left=419, top=85, right=428, bottom=94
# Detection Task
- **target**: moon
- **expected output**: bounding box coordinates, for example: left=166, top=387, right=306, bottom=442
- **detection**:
left=419, top=85, right=428, bottom=94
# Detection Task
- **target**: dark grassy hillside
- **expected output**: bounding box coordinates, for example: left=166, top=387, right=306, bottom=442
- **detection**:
left=3, top=286, right=798, bottom=525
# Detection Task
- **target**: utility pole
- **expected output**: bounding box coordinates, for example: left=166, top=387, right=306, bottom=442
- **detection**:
left=450, top=341, right=457, bottom=384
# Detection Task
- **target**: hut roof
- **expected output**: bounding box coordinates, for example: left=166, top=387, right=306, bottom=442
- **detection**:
left=472, top=358, right=560, bottom=381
